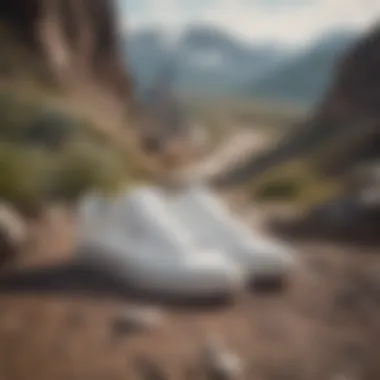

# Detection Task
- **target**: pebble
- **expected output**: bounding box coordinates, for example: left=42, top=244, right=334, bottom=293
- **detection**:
left=0, top=203, right=26, bottom=265
left=200, top=334, right=243, bottom=380
left=111, top=306, right=164, bottom=337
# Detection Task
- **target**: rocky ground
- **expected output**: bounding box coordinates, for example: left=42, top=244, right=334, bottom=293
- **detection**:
left=0, top=203, right=379, bottom=380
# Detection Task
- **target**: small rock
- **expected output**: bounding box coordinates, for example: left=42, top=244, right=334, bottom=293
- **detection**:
left=111, top=306, right=164, bottom=337
left=133, top=356, right=168, bottom=380
left=200, top=335, right=243, bottom=380
left=0, top=203, right=26, bottom=266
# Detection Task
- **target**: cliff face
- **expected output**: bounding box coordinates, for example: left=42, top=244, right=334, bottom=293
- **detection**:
left=0, top=0, right=132, bottom=123
left=310, top=25, right=380, bottom=175
left=0, top=0, right=161, bottom=209
left=316, top=24, right=380, bottom=122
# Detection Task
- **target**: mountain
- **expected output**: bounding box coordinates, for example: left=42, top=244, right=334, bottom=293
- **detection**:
left=211, top=25, right=380, bottom=188
left=176, top=26, right=287, bottom=95
left=123, top=25, right=287, bottom=98
left=124, top=26, right=360, bottom=104
left=247, top=30, right=359, bottom=106
left=123, top=29, right=169, bottom=95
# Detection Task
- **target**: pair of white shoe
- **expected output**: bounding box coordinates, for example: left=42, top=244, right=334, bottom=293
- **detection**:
left=76, top=184, right=296, bottom=300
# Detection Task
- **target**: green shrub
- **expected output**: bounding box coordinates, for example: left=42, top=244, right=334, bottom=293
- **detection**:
left=0, top=144, right=52, bottom=211
left=0, top=140, right=130, bottom=210
left=47, top=140, right=127, bottom=201
left=0, top=91, right=99, bottom=147
left=23, top=110, right=77, bottom=149
left=0, top=90, right=148, bottom=209
left=0, top=92, right=40, bottom=141
left=250, top=160, right=344, bottom=208
left=249, top=161, right=313, bottom=202
left=255, top=179, right=305, bottom=201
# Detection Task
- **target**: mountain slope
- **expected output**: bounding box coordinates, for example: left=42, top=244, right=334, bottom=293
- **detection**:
left=211, top=25, right=380, bottom=188
left=247, top=30, right=358, bottom=106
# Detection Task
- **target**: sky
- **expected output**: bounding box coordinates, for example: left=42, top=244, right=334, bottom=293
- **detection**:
left=117, top=0, right=380, bottom=47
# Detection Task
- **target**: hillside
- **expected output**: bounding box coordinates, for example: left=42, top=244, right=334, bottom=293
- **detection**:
left=247, top=30, right=358, bottom=106
left=0, top=0, right=133, bottom=121
left=0, top=0, right=153, bottom=214
left=211, top=25, right=380, bottom=188
left=312, top=24, right=380, bottom=175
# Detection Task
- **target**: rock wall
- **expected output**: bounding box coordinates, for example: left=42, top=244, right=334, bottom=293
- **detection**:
left=0, top=0, right=132, bottom=124
left=310, top=25, right=380, bottom=175
left=317, top=24, right=380, bottom=122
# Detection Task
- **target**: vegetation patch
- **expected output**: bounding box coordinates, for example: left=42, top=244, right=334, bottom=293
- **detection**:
left=247, top=160, right=344, bottom=209
left=0, top=90, right=132, bottom=213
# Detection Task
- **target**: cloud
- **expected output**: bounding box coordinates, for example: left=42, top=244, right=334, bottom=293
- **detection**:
left=119, top=0, right=380, bottom=46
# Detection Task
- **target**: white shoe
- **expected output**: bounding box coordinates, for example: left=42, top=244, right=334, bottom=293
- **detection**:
left=76, top=187, right=244, bottom=299
left=160, top=184, right=296, bottom=282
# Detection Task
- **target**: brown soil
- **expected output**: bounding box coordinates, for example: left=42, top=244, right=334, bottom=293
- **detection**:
left=0, top=207, right=379, bottom=380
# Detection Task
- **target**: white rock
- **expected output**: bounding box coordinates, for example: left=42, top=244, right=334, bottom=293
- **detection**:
left=201, top=334, right=243, bottom=380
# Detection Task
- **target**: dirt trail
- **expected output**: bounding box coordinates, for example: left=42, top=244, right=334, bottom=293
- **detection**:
left=0, top=239, right=379, bottom=380
left=0, top=205, right=379, bottom=379
left=182, top=128, right=270, bottom=182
